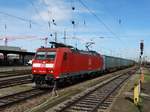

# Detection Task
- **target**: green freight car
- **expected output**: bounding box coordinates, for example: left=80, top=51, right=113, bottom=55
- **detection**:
left=102, top=55, right=134, bottom=71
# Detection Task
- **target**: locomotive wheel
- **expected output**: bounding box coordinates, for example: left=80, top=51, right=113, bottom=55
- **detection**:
left=35, top=79, right=43, bottom=88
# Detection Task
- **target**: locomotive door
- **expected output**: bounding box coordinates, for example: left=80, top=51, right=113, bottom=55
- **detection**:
left=62, top=52, right=70, bottom=74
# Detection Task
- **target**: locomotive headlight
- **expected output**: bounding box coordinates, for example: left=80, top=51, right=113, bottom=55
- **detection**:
left=32, top=63, right=41, bottom=67
left=50, top=70, right=54, bottom=73
left=45, top=63, right=54, bottom=68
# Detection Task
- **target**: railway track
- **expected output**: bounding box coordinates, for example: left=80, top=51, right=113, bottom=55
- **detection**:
left=0, top=70, right=31, bottom=78
left=0, top=69, right=135, bottom=111
left=0, top=74, right=25, bottom=78
left=0, top=89, right=47, bottom=109
left=54, top=73, right=131, bottom=112
left=0, top=73, right=30, bottom=78
left=0, top=75, right=32, bottom=89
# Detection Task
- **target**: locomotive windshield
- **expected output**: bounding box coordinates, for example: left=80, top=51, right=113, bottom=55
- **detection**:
left=47, top=52, right=56, bottom=60
left=36, top=52, right=45, bottom=60
left=35, top=51, right=56, bottom=60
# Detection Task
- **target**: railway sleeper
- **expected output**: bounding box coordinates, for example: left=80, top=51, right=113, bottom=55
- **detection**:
left=98, top=106, right=107, bottom=110
left=99, top=103, right=110, bottom=107
left=67, top=106, right=93, bottom=112
left=74, top=103, right=96, bottom=107
left=84, top=97, right=100, bottom=100
left=80, top=99, right=101, bottom=104
left=78, top=102, right=98, bottom=106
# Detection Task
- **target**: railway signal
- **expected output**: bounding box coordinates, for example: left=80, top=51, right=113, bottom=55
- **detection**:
left=133, top=40, right=145, bottom=105
left=139, top=40, right=144, bottom=67
left=140, top=40, right=144, bottom=56
left=139, top=40, right=144, bottom=82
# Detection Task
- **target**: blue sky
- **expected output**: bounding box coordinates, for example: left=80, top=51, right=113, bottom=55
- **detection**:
left=0, top=0, right=149, bottom=61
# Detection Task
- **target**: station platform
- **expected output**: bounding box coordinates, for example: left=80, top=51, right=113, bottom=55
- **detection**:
left=0, top=66, right=31, bottom=72
left=110, top=67, right=150, bottom=112
left=0, top=46, right=35, bottom=66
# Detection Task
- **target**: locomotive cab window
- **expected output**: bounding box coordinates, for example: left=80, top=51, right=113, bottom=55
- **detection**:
left=35, top=51, right=56, bottom=60
left=47, top=52, right=56, bottom=60
left=35, top=52, right=46, bottom=60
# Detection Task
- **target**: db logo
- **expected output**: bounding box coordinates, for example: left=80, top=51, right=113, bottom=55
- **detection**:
left=88, top=58, right=92, bottom=65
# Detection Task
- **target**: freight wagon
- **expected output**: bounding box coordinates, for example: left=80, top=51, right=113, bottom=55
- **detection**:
left=103, top=55, right=134, bottom=72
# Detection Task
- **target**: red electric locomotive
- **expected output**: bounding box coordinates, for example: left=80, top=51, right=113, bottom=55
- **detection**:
left=32, top=42, right=103, bottom=87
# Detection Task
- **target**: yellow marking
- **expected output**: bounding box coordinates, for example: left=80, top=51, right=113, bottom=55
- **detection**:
left=134, top=84, right=140, bottom=105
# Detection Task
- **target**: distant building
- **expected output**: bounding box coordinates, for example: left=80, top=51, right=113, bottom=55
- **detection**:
left=0, top=46, right=30, bottom=65
left=0, top=45, right=27, bottom=52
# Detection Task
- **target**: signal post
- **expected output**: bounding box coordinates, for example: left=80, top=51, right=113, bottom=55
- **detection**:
left=133, top=40, right=144, bottom=105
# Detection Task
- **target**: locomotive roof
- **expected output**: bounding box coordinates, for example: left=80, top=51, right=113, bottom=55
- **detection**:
left=49, top=42, right=74, bottom=48
left=38, top=42, right=99, bottom=56
left=73, top=49, right=99, bottom=56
